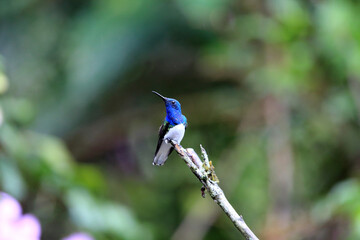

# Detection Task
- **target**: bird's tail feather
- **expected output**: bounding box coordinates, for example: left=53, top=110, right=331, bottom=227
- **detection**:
left=153, top=143, right=172, bottom=166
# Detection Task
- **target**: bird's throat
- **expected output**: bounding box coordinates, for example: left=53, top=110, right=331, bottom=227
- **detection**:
left=165, top=111, right=183, bottom=126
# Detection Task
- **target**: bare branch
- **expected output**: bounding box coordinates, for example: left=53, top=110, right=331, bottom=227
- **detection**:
left=169, top=140, right=259, bottom=240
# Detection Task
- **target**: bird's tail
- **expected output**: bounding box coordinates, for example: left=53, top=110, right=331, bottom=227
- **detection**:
left=153, top=143, right=172, bottom=166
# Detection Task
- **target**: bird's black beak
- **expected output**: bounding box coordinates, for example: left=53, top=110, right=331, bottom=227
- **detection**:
left=152, top=91, right=167, bottom=102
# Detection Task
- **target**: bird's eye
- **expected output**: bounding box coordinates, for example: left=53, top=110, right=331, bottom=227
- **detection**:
left=172, top=101, right=176, bottom=105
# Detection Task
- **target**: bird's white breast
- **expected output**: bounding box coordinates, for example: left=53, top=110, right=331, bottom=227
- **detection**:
left=164, top=124, right=185, bottom=143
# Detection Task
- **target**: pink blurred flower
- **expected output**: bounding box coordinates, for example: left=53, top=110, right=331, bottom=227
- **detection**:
left=62, top=232, right=94, bottom=240
left=0, top=192, right=41, bottom=240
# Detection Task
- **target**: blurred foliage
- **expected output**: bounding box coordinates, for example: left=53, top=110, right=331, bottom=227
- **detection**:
left=313, top=179, right=360, bottom=240
left=1, top=0, right=360, bottom=239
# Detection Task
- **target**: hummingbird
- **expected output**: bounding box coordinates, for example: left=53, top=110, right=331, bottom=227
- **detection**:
left=152, top=91, right=188, bottom=166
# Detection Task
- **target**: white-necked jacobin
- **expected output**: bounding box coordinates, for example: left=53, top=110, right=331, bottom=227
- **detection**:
left=152, top=91, right=188, bottom=166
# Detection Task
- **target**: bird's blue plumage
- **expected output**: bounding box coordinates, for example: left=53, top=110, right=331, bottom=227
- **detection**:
left=164, top=98, right=187, bottom=126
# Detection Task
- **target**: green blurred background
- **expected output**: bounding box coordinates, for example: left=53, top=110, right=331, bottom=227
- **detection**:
left=1, top=0, right=360, bottom=239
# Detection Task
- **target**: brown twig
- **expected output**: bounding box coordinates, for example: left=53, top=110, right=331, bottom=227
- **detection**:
left=169, top=140, right=259, bottom=240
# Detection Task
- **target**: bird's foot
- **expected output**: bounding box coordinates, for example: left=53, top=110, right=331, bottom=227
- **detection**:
left=164, top=138, right=174, bottom=144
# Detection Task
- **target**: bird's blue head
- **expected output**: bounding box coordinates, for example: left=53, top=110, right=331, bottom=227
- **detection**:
left=152, top=91, right=186, bottom=126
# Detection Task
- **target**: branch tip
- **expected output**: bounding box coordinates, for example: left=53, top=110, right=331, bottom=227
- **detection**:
left=201, top=186, right=206, bottom=198
left=200, top=144, right=210, bottom=168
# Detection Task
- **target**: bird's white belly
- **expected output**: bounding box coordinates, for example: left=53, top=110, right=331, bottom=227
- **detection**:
left=164, top=124, right=185, bottom=143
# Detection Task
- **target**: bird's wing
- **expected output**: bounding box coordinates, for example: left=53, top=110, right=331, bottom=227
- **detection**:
left=155, top=121, right=170, bottom=156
